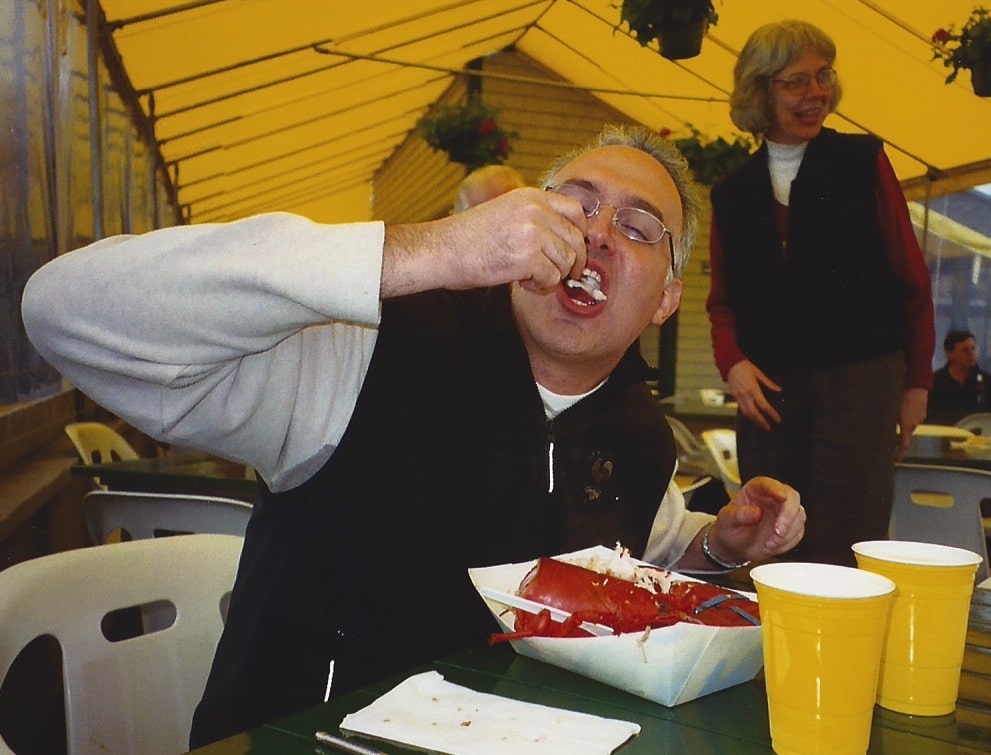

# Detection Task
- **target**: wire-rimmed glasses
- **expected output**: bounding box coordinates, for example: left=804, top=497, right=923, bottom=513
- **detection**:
left=546, top=183, right=676, bottom=275
left=771, top=68, right=837, bottom=95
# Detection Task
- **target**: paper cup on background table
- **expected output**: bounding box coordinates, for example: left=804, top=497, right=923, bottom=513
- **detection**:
left=852, top=540, right=982, bottom=716
left=750, top=562, right=895, bottom=755
left=699, top=388, right=725, bottom=407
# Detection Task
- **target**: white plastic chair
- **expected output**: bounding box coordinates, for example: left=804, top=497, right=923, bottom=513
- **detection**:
left=83, top=490, right=253, bottom=545
left=64, top=422, right=139, bottom=465
left=701, top=428, right=741, bottom=496
left=890, top=464, right=990, bottom=584
left=956, top=413, right=991, bottom=436
left=0, top=534, right=242, bottom=755
left=65, top=422, right=140, bottom=489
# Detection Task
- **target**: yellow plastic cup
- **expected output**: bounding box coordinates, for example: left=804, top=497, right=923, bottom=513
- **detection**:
left=751, top=562, right=895, bottom=755
left=852, top=540, right=981, bottom=716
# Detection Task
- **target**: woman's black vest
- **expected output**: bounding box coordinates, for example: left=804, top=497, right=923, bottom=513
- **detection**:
left=711, top=128, right=905, bottom=374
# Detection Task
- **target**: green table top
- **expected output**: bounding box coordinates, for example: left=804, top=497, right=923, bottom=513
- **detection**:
left=72, top=452, right=258, bottom=501
left=187, top=643, right=991, bottom=754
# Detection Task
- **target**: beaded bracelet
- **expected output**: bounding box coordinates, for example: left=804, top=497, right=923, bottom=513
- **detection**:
left=701, top=524, right=752, bottom=571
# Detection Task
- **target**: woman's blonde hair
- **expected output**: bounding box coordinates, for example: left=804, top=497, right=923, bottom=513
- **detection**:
left=730, top=20, right=843, bottom=136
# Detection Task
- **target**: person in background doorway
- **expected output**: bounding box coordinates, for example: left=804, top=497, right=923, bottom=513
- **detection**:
left=928, top=330, right=990, bottom=424
left=451, top=164, right=526, bottom=213
left=705, top=20, right=934, bottom=567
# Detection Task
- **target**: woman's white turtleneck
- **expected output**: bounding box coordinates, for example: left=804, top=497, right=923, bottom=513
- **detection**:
left=765, top=140, right=808, bottom=206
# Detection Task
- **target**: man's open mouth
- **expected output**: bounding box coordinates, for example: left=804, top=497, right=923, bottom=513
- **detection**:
left=564, top=267, right=607, bottom=306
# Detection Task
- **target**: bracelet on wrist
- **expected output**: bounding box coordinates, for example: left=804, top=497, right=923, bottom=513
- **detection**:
left=701, top=524, right=752, bottom=571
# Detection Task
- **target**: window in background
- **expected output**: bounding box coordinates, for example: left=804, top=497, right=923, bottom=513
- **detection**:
left=911, top=185, right=991, bottom=372
left=0, top=1, right=176, bottom=411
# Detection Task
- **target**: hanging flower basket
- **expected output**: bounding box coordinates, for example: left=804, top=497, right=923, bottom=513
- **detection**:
left=971, top=51, right=991, bottom=95
left=657, top=16, right=710, bottom=60
left=931, top=6, right=991, bottom=96
left=417, top=97, right=519, bottom=171
left=662, top=125, right=755, bottom=186
left=618, top=0, right=719, bottom=61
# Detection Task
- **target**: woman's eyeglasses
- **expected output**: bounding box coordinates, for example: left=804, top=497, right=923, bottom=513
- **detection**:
left=547, top=183, right=675, bottom=273
left=771, top=68, right=837, bottom=95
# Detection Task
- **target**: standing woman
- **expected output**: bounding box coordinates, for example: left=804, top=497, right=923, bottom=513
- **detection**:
left=706, top=20, right=934, bottom=566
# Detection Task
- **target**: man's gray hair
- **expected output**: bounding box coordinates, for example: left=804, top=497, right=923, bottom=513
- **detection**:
left=540, top=124, right=701, bottom=279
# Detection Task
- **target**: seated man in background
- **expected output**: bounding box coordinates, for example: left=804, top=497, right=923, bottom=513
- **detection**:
left=22, top=124, right=804, bottom=747
left=451, top=163, right=526, bottom=213
left=928, top=329, right=991, bottom=424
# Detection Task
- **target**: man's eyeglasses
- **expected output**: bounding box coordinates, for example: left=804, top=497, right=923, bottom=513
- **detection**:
left=771, top=68, right=837, bottom=95
left=547, top=183, right=676, bottom=274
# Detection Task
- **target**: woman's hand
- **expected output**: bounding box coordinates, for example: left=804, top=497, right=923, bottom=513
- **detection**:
left=727, top=360, right=782, bottom=431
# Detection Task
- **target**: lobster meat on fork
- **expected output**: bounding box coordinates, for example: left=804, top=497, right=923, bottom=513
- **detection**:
left=488, top=553, right=759, bottom=644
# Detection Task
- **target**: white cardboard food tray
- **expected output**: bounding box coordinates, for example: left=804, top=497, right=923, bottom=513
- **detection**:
left=468, top=545, right=763, bottom=707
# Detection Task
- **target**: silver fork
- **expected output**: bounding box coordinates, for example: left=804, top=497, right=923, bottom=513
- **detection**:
left=693, top=592, right=761, bottom=626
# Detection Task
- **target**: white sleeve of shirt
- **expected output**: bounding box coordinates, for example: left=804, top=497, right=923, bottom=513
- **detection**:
left=22, top=212, right=386, bottom=491
left=641, top=478, right=714, bottom=567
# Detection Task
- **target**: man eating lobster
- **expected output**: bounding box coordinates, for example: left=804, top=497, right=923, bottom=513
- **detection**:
left=22, top=124, right=805, bottom=748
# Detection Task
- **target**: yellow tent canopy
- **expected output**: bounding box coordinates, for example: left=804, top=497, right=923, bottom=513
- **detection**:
left=98, top=0, right=991, bottom=223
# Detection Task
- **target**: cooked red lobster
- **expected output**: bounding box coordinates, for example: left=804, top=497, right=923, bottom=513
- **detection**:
left=489, top=556, right=759, bottom=643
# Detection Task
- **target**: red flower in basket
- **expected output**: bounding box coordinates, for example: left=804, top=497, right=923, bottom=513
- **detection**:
left=417, top=96, right=519, bottom=170
left=932, top=28, right=953, bottom=46
left=930, top=6, right=991, bottom=90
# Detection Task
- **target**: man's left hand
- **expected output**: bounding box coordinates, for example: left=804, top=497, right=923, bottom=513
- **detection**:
left=708, top=477, right=805, bottom=565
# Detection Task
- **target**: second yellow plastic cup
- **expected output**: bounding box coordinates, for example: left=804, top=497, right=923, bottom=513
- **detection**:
left=751, top=562, right=895, bottom=755
left=852, top=540, right=981, bottom=716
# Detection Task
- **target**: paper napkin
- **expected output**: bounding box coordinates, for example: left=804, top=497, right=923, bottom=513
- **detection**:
left=339, top=670, right=640, bottom=755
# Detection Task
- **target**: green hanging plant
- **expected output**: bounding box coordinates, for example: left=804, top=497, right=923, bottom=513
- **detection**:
left=417, top=96, right=519, bottom=171
left=617, top=0, right=719, bottom=59
left=663, top=125, right=755, bottom=186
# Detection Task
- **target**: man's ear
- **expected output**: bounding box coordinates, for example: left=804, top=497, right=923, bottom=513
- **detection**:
left=650, top=279, right=682, bottom=327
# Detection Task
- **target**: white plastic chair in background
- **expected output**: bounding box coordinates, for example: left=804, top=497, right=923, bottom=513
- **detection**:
left=701, top=428, right=741, bottom=497
left=665, top=416, right=716, bottom=505
left=82, top=491, right=252, bottom=632
left=0, top=534, right=242, bottom=755
left=890, top=464, right=990, bottom=584
left=956, top=413, right=991, bottom=436
left=64, top=422, right=139, bottom=465
left=666, top=416, right=709, bottom=462
left=64, top=422, right=140, bottom=489
left=83, top=490, right=253, bottom=545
